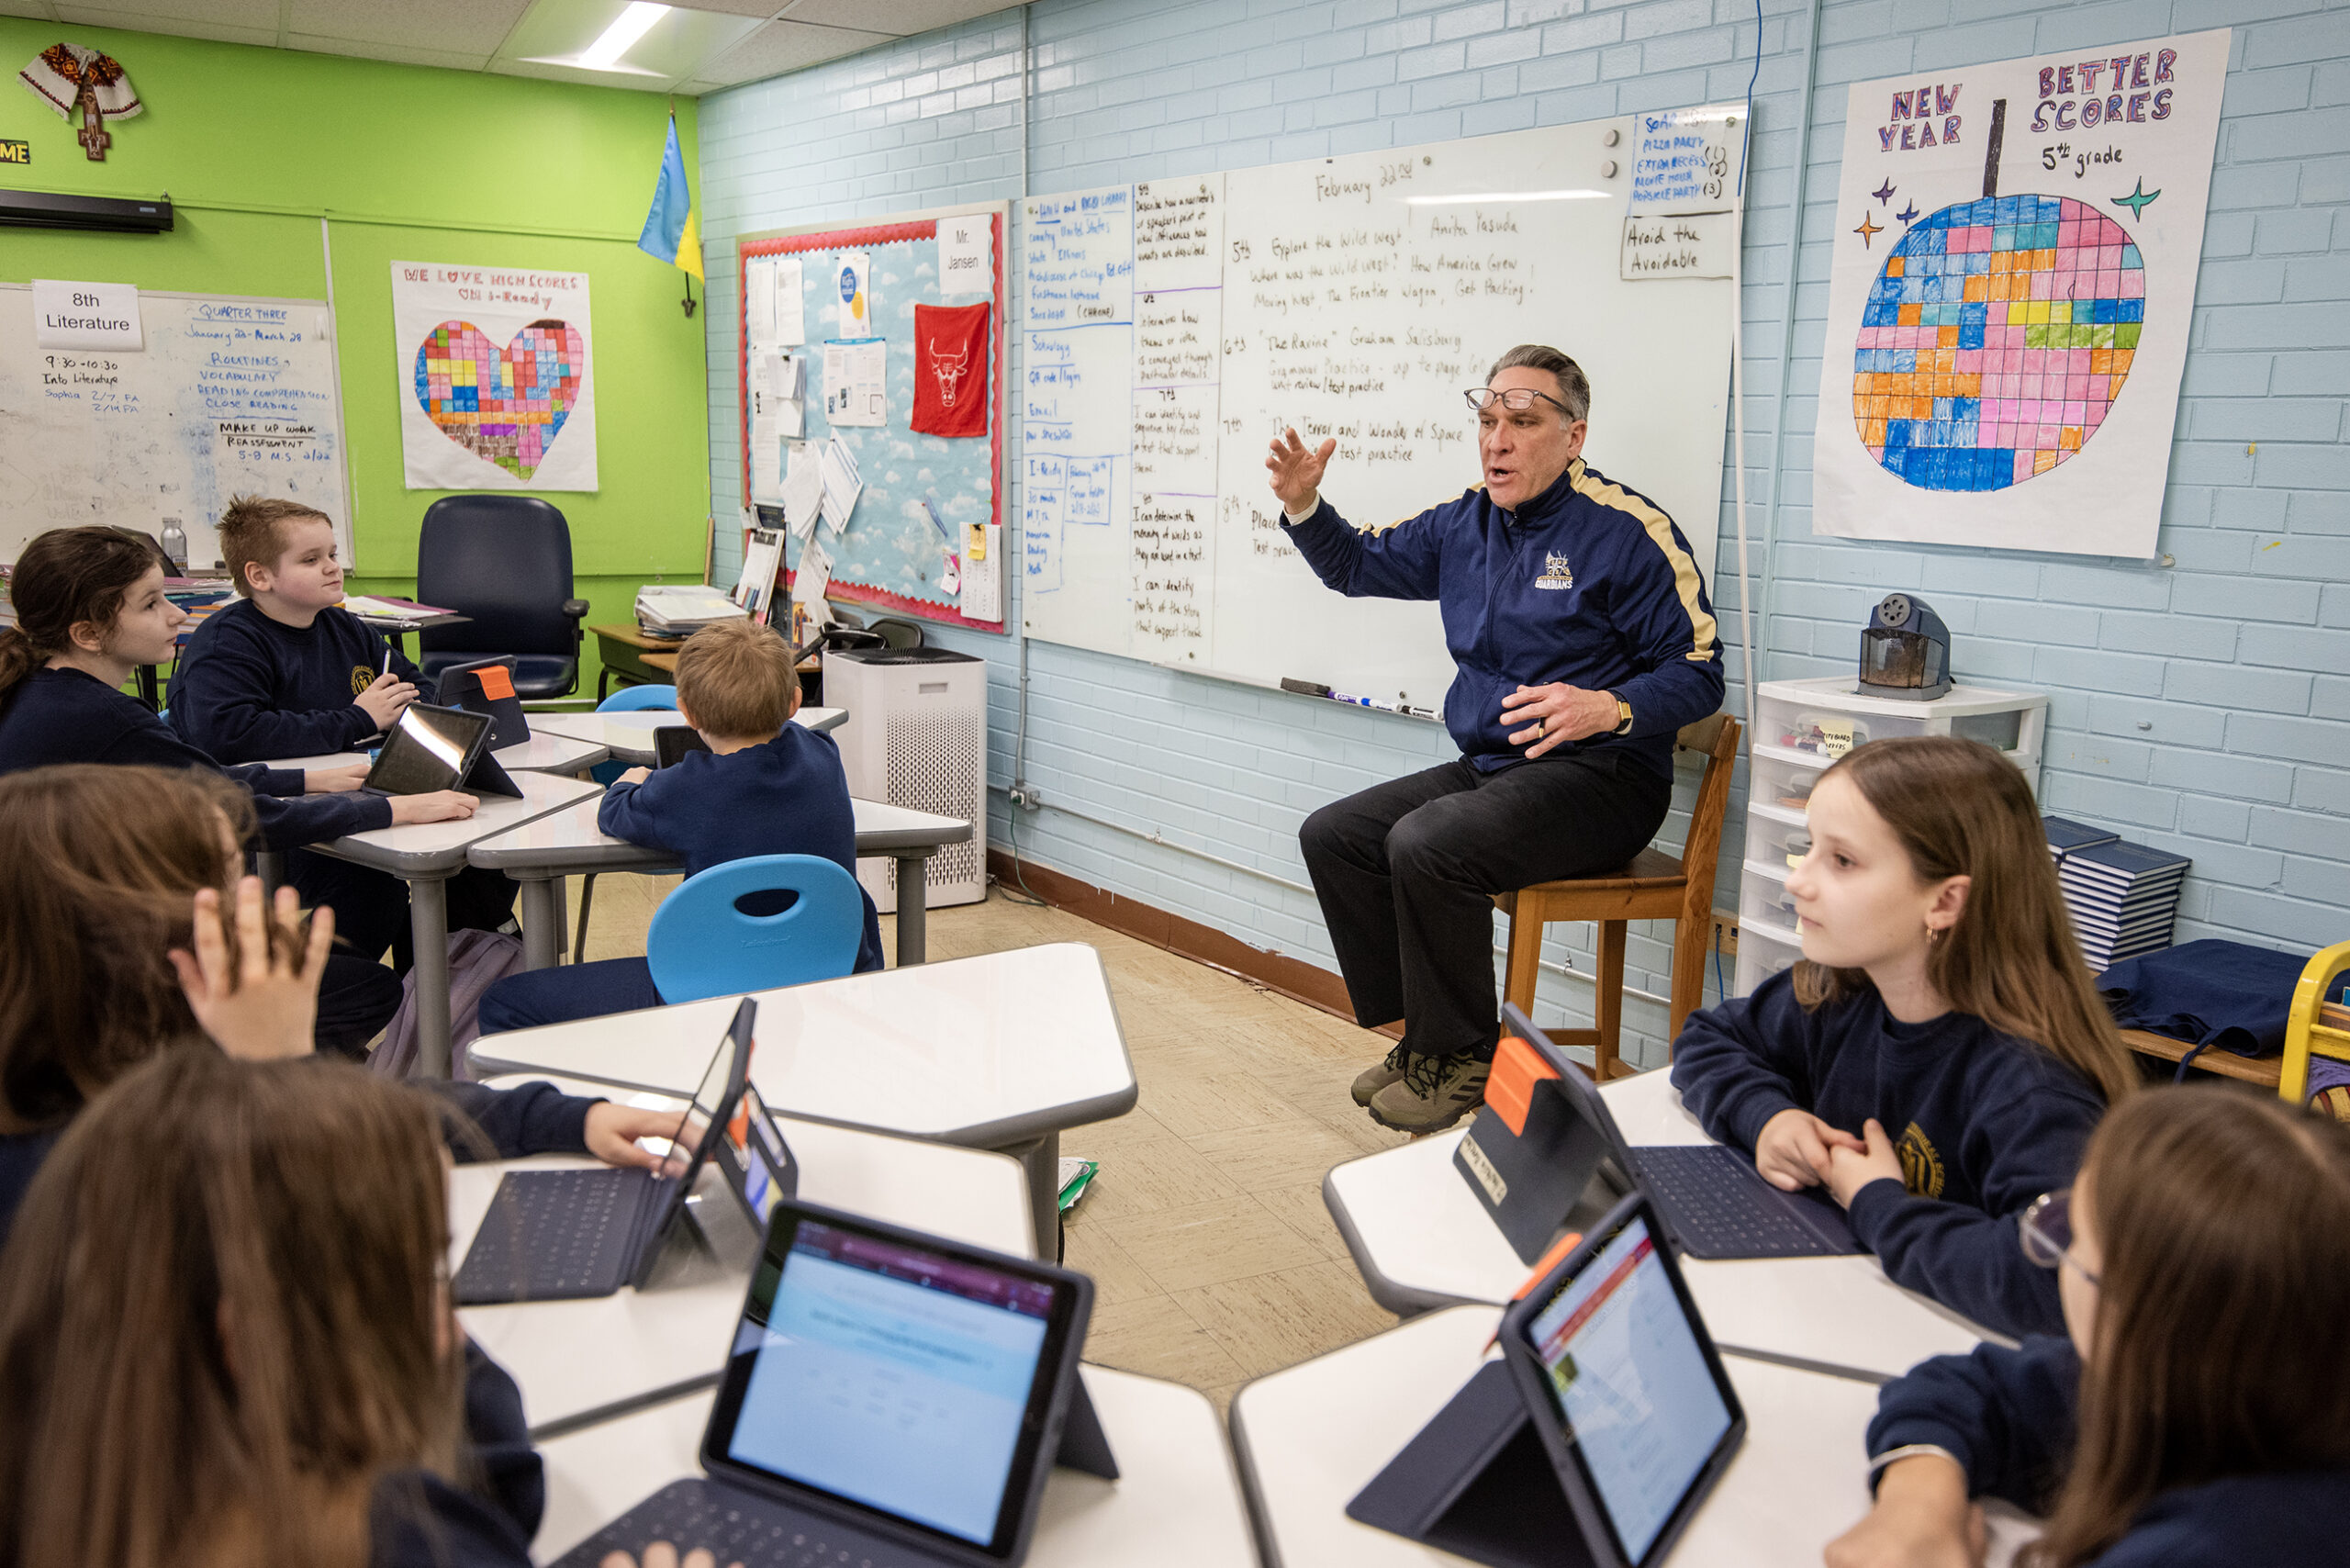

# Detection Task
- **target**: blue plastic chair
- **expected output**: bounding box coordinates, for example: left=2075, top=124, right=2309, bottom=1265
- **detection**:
left=574, top=683, right=685, bottom=961
left=645, top=854, right=865, bottom=1004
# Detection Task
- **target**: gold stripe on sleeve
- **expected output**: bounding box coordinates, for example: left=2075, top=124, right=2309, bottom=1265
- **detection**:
left=1572, top=468, right=1719, bottom=661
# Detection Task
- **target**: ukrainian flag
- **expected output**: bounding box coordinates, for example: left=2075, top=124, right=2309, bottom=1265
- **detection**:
left=638, top=113, right=703, bottom=279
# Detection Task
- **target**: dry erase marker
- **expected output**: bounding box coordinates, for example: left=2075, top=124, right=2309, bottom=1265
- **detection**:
left=1328, top=689, right=1402, bottom=713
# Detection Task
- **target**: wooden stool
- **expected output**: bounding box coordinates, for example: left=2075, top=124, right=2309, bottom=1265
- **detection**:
left=1494, top=712, right=1743, bottom=1081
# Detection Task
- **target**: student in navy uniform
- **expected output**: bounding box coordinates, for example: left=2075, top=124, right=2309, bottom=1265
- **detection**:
left=1269, top=345, right=1726, bottom=1134
left=478, top=618, right=881, bottom=1035
left=167, top=496, right=518, bottom=966
left=0, top=529, right=478, bottom=1051
left=0, top=763, right=682, bottom=1241
left=1670, top=736, right=2140, bottom=1339
left=0, top=1049, right=716, bottom=1568
left=1830, top=1086, right=2350, bottom=1568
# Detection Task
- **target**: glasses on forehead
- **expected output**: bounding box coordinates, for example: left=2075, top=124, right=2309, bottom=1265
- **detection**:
left=2019, top=1188, right=2100, bottom=1286
left=1464, top=386, right=1573, bottom=417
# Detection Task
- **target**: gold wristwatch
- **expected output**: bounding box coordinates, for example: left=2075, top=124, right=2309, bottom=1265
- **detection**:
left=1612, top=694, right=1634, bottom=735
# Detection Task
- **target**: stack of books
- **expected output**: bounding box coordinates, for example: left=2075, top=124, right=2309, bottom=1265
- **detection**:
left=635, top=584, right=747, bottom=638
left=2059, top=838, right=2192, bottom=971
left=2042, top=815, right=2118, bottom=867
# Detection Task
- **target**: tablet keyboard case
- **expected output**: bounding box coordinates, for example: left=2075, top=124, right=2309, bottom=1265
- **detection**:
left=452, top=1167, right=657, bottom=1305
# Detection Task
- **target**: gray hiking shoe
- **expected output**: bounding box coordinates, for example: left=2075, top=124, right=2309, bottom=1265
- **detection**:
left=1368, top=1052, right=1492, bottom=1135
left=1351, top=1042, right=1411, bottom=1107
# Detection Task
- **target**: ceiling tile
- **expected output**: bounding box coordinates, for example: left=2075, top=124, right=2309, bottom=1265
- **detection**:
left=672, top=0, right=786, bottom=16
left=286, top=0, right=532, bottom=54
left=697, top=17, right=890, bottom=86
left=49, top=6, right=278, bottom=45
left=284, top=31, right=492, bottom=70
left=778, top=0, right=1007, bottom=39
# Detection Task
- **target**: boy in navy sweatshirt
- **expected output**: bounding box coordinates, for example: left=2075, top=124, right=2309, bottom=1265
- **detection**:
left=167, top=496, right=517, bottom=964
left=476, top=619, right=881, bottom=1034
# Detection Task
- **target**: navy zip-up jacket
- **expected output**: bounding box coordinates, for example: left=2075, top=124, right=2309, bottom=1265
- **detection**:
left=1670, top=969, right=2105, bottom=1338
left=1281, top=456, right=1724, bottom=777
left=1871, top=1336, right=2350, bottom=1566
left=169, top=599, right=420, bottom=763
left=369, top=1345, right=543, bottom=1568
left=0, top=666, right=391, bottom=849
left=599, top=724, right=885, bottom=973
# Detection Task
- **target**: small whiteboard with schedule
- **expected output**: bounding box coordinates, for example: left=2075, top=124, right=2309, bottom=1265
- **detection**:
left=0, top=284, right=354, bottom=567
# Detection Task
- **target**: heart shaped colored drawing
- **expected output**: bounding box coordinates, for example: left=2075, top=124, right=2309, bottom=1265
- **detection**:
left=412, top=319, right=584, bottom=480
left=1852, top=196, right=2143, bottom=491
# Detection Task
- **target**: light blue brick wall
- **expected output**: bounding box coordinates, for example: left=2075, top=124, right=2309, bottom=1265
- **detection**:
left=698, top=0, right=2350, bottom=1067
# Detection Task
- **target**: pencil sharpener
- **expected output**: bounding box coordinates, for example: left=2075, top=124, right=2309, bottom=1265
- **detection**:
left=1857, top=593, right=1952, bottom=700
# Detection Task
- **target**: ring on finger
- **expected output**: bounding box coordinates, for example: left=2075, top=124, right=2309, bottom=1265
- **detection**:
left=1535, top=718, right=1546, bottom=738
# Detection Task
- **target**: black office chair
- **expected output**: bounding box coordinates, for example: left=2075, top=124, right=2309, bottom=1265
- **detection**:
left=867, top=617, right=927, bottom=651
left=414, top=497, right=589, bottom=700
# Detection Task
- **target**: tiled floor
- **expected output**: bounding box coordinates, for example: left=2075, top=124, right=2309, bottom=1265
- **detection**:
left=566, top=875, right=1408, bottom=1411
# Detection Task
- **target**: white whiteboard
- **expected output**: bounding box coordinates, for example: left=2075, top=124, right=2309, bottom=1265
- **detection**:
left=1018, top=113, right=1740, bottom=712
left=0, top=285, right=353, bottom=567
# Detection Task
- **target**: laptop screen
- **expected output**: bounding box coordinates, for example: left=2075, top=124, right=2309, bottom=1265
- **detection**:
left=723, top=1084, right=793, bottom=1223
left=1520, top=1213, right=1734, bottom=1562
left=721, top=1218, right=1060, bottom=1549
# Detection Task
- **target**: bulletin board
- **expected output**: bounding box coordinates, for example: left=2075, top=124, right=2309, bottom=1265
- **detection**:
left=737, top=201, right=1007, bottom=632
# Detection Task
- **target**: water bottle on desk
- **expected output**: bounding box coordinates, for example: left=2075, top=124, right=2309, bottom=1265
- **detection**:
left=160, top=518, right=187, bottom=576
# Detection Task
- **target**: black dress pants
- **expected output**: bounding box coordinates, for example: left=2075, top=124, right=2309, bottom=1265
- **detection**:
left=1299, top=749, right=1672, bottom=1062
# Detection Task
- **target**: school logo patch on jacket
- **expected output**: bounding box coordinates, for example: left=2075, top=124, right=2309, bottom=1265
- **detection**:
left=1534, top=553, right=1574, bottom=590
left=350, top=665, right=376, bottom=697
left=1897, top=1122, right=1946, bottom=1198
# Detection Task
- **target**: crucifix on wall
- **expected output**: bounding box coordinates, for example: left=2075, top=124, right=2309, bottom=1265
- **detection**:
left=17, top=41, right=142, bottom=162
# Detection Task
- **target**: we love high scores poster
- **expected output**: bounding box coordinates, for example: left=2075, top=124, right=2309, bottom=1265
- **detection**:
left=393, top=262, right=599, bottom=491
left=1811, top=31, right=2225, bottom=557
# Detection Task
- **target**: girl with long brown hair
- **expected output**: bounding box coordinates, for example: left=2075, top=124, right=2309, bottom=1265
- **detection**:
left=0, top=524, right=479, bottom=846
left=1671, top=736, right=2138, bottom=1338
left=1829, top=1085, right=2350, bottom=1568
left=0, top=764, right=678, bottom=1242
left=0, top=1050, right=720, bottom=1568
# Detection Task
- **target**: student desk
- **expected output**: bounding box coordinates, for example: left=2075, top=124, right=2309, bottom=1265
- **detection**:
left=467, top=944, right=1137, bottom=1256
left=526, top=704, right=848, bottom=767
left=465, top=793, right=971, bottom=969
left=1322, top=1070, right=1995, bottom=1383
left=1229, top=1305, right=2033, bottom=1568
left=306, top=772, right=604, bottom=1077
left=263, top=726, right=611, bottom=777
left=453, top=1076, right=1035, bottom=1435
left=532, top=1365, right=1258, bottom=1565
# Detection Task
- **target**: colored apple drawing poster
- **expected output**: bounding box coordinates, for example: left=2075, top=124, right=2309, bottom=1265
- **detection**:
left=1811, top=30, right=2225, bottom=558
left=391, top=262, right=599, bottom=491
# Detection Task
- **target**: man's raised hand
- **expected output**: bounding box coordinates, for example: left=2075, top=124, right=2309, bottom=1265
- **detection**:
left=1266, top=426, right=1337, bottom=516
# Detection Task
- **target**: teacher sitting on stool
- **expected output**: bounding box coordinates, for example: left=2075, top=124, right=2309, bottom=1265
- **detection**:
left=1273, top=344, right=1724, bottom=1134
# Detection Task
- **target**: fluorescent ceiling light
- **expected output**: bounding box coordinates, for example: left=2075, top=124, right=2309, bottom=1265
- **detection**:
left=578, top=2, right=670, bottom=71
left=1404, top=190, right=1610, bottom=205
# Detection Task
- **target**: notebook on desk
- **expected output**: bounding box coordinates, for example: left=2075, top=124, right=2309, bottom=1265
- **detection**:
left=552, top=1198, right=1112, bottom=1568
left=1501, top=1004, right=1862, bottom=1261
left=453, top=998, right=756, bottom=1305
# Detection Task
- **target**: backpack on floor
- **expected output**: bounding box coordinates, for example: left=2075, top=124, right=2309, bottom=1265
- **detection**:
left=373, top=928, right=529, bottom=1081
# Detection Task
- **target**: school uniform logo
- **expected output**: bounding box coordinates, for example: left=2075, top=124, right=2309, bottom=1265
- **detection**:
left=1897, top=1122, right=1946, bottom=1199
left=1533, top=553, right=1574, bottom=590
left=351, top=665, right=376, bottom=697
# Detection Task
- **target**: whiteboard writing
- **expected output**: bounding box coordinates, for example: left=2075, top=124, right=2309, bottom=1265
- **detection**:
left=1627, top=108, right=1741, bottom=213
left=3, top=287, right=352, bottom=566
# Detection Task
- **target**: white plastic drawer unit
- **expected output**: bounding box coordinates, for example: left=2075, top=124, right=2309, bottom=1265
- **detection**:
left=1738, top=858, right=1800, bottom=941
left=1733, top=921, right=1801, bottom=997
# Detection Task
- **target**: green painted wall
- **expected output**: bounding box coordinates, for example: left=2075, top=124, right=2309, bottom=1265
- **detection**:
left=0, top=20, right=712, bottom=697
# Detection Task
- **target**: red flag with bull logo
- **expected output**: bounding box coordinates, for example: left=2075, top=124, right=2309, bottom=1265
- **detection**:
left=910, top=302, right=990, bottom=439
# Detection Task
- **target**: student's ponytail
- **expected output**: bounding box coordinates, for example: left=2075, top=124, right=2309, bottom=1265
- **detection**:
left=0, top=527, right=167, bottom=707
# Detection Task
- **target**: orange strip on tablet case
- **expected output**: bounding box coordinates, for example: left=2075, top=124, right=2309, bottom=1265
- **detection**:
left=1511, top=1231, right=1586, bottom=1302
left=1486, top=1035, right=1561, bottom=1137
left=476, top=665, right=516, bottom=700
